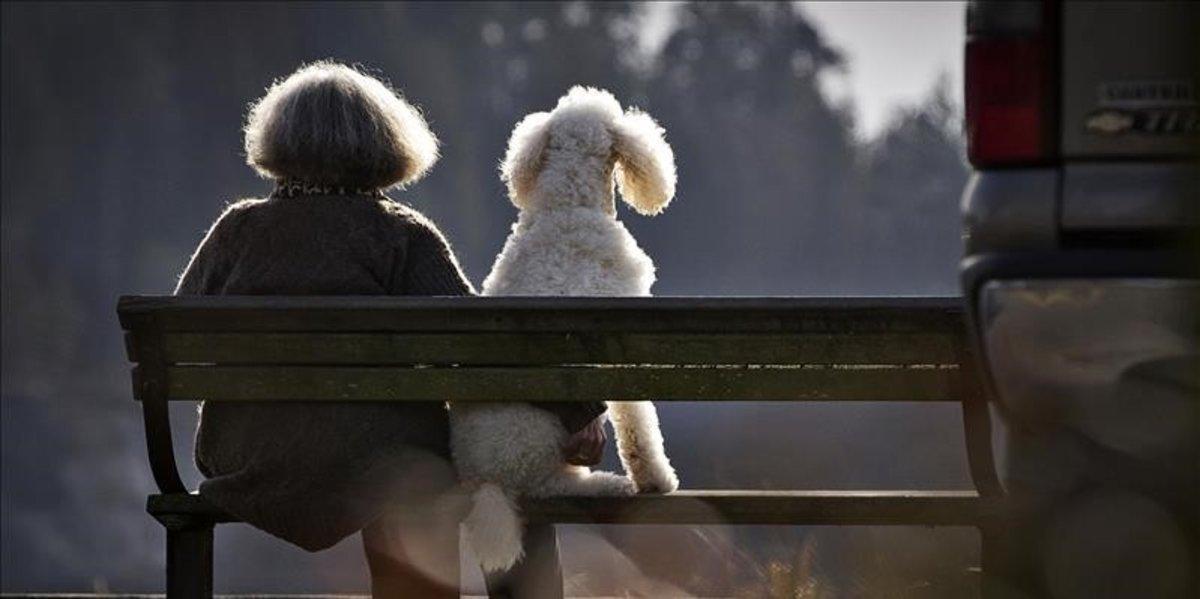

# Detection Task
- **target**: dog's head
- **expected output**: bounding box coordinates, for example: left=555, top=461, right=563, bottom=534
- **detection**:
left=500, top=86, right=676, bottom=216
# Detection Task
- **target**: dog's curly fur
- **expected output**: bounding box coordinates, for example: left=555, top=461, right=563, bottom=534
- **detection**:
left=451, top=86, right=680, bottom=573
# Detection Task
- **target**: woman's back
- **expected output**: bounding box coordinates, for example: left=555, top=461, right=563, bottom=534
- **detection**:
left=175, top=187, right=474, bottom=552
left=177, top=192, right=469, bottom=298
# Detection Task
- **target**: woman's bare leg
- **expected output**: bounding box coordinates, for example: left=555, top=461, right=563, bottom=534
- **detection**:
left=363, top=500, right=463, bottom=599
left=483, top=523, right=563, bottom=599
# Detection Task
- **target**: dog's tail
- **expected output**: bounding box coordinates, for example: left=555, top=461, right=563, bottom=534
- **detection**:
left=462, top=482, right=524, bottom=572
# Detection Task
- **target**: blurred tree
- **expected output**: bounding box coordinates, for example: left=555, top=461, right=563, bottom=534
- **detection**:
left=643, top=2, right=857, bottom=294
left=406, top=1, right=645, bottom=281
left=848, top=73, right=968, bottom=293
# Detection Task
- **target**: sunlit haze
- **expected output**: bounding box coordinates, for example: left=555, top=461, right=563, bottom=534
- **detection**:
left=798, top=1, right=966, bottom=139
left=633, top=2, right=966, bottom=140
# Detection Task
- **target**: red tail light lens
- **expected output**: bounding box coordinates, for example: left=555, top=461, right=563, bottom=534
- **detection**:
left=965, top=36, right=1051, bottom=167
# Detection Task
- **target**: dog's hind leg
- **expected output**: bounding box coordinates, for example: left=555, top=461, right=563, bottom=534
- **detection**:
left=607, top=401, right=679, bottom=494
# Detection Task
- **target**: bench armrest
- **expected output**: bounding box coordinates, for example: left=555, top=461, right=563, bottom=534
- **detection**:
left=957, top=345, right=1003, bottom=497
left=141, top=379, right=187, bottom=494
left=123, top=304, right=188, bottom=494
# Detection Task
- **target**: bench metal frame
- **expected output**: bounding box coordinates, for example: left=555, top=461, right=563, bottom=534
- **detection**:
left=118, top=295, right=1004, bottom=598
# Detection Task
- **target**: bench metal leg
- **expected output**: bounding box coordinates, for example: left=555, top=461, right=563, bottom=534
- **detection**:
left=979, top=523, right=1017, bottom=599
left=484, top=523, right=563, bottom=599
left=980, top=513, right=1046, bottom=599
left=161, top=516, right=214, bottom=599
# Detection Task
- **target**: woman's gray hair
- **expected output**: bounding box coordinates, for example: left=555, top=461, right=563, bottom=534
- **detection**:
left=244, top=61, right=439, bottom=190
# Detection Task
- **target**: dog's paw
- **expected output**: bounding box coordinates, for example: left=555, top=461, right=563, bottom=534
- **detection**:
left=633, top=462, right=679, bottom=494
left=614, top=476, right=638, bottom=496
left=585, top=470, right=637, bottom=496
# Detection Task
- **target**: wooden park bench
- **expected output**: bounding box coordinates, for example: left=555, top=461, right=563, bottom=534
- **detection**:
left=118, top=295, right=1005, bottom=598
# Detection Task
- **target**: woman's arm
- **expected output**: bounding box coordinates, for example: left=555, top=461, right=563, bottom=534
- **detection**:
left=392, top=215, right=608, bottom=450
left=394, top=217, right=475, bottom=296
left=175, top=202, right=248, bottom=295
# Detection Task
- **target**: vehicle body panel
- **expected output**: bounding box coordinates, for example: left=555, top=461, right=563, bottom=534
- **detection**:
left=1061, top=1, right=1199, bottom=159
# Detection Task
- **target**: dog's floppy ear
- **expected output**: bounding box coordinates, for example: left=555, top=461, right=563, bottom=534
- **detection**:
left=612, top=109, right=676, bottom=216
left=500, top=111, right=552, bottom=209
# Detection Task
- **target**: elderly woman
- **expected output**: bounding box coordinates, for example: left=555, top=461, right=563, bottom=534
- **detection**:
left=175, top=61, right=606, bottom=597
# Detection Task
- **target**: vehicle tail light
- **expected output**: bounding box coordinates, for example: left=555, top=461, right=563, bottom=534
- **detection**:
left=965, top=1, right=1058, bottom=167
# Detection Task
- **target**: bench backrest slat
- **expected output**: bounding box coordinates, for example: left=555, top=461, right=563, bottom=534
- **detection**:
left=118, top=296, right=963, bottom=333
left=120, top=295, right=972, bottom=404
left=159, top=332, right=959, bottom=366
left=160, top=365, right=960, bottom=402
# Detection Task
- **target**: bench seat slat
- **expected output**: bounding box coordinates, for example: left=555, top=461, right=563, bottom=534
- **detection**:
left=526, top=490, right=996, bottom=526
left=161, top=332, right=959, bottom=366
left=160, top=365, right=961, bottom=402
left=148, top=491, right=996, bottom=527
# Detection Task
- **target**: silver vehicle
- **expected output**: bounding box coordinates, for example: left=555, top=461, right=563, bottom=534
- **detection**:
left=960, top=1, right=1197, bottom=597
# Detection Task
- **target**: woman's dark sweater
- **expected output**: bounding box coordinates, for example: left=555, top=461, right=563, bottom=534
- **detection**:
left=175, top=192, right=604, bottom=550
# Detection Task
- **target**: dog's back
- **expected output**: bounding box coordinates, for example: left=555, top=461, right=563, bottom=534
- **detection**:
left=482, top=207, right=655, bottom=297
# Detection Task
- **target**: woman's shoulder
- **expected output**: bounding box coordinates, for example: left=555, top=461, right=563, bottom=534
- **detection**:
left=215, top=196, right=269, bottom=222
left=374, top=197, right=447, bottom=238
left=202, top=197, right=268, bottom=237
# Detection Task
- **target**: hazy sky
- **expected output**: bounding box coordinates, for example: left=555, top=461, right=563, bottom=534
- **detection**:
left=798, top=1, right=967, bottom=139
left=636, top=2, right=966, bottom=140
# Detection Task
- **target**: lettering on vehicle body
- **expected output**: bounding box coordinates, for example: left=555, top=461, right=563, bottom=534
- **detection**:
left=1086, top=81, right=1199, bottom=136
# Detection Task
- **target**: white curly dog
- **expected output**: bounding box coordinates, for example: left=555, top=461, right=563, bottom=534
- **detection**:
left=451, top=86, right=681, bottom=573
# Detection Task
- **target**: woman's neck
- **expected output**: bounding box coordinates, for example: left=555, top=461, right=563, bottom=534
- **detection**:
left=272, top=179, right=385, bottom=199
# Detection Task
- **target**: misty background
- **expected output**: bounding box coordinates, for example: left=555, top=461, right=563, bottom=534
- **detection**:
left=1, top=1, right=976, bottom=595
